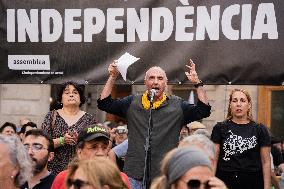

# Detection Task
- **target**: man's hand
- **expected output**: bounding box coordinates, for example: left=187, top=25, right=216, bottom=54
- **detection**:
left=185, top=58, right=208, bottom=104
left=108, top=61, right=119, bottom=79
left=185, top=59, right=200, bottom=83
left=100, top=60, right=119, bottom=100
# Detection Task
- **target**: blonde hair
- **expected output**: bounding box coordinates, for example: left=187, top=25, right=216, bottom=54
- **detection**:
left=67, top=157, right=128, bottom=189
left=226, top=88, right=253, bottom=121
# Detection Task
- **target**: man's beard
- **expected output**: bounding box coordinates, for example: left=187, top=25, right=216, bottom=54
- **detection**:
left=32, top=155, right=49, bottom=175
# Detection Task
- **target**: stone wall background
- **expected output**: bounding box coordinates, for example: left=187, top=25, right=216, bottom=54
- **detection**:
left=0, top=84, right=258, bottom=133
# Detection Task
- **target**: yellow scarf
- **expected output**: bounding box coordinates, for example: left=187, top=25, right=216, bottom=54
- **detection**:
left=141, top=91, right=167, bottom=110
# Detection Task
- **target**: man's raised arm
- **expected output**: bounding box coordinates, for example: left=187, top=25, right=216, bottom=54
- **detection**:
left=100, top=61, right=119, bottom=100
left=185, top=59, right=208, bottom=105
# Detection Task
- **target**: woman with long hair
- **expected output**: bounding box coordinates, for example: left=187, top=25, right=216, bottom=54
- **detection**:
left=66, top=157, right=128, bottom=189
left=211, top=88, right=271, bottom=189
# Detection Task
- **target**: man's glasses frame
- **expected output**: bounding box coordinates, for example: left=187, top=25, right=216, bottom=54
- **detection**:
left=23, top=143, right=48, bottom=152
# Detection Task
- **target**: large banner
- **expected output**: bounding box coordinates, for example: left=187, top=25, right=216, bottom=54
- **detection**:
left=0, top=0, right=283, bottom=85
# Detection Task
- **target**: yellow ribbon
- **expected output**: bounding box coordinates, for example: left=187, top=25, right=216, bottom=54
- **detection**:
left=141, top=91, right=167, bottom=110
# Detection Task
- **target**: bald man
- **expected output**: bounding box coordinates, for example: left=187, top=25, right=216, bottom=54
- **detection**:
left=97, top=59, right=211, bottom=189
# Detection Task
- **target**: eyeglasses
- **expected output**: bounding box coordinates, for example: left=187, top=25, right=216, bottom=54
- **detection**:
left=67, top=178, right=90, bottom=189
left=187, top=179, right=210, bottom=189
left=23, top=143, right=48, bottom=152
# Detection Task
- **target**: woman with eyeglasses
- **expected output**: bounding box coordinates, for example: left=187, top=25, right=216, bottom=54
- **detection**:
left=66, top=157, right=128, bottom=189
left=150, top=147, right=227, bottom=189
left=211, top=89, right=271, bottom=189
left=42, top=81, right=97, bottom=175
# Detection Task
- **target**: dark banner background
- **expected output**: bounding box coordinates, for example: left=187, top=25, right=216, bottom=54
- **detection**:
left=0, top=0, right=283, bottom=85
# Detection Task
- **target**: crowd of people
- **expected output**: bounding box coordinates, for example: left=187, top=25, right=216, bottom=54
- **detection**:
left=0, top=59, right=283, bottom=189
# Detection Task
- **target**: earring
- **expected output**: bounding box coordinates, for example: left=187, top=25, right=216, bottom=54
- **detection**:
left=10, top=175, right=14, bottom=179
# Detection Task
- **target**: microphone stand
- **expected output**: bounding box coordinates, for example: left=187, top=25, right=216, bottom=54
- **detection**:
left=142, top=98, right=154, bottom=189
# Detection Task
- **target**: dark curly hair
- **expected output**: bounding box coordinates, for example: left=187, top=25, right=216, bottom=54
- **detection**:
left=57, top=81, right=86, bottom=107
left=0, top=122, right=17, bottom=133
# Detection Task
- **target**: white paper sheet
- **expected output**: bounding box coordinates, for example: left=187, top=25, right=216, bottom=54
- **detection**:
left=116, top=52, right=140, bottom=81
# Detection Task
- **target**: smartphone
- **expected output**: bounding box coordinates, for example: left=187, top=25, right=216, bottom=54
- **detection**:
left=68, top=128, right=76, bottom=137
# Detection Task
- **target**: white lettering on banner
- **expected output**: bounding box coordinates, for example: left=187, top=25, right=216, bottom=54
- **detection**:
left=8, top=55, right=50, bottom=70
left=175, top=6, right=194, bottom=41
left=64, top=9, right=82, bottom=42
left=222, top=4, right=240, bottom=40
left=196, top=5, right=220, bottom=40
left=252, top=3, right=278, bottom=39
left=84, top=8, right=105, bottom=42
left=18, top=9, right=39, bottom=42
left=151, top=8, right=174, bottom=41
left=107, top=8, right=124, bottom=42
left=6, top=3, right=279, bottom=42
left=241, top=4, right=252, bottom=39
left=7, top=9, right=15, bottom=42
left=41, top=9, right=63, bottom=42
left=127, top=8, right=149, bottom=42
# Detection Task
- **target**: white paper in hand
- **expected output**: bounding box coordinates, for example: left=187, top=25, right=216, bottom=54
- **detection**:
left=116, top=52, right=140, bottom=81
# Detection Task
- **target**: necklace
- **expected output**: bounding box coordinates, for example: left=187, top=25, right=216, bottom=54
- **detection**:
left=141, top=91, right=167, bottom=110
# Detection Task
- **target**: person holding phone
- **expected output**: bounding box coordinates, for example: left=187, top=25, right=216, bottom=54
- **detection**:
left=42, top=81, right=97, bottom=175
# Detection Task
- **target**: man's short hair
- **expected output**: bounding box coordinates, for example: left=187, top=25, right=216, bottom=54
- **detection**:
left=25, top=129, right=54, bottom=152
left=144, top=66, right=168, bottom=81
left=187, top=121, right=206, bottom=130
left=181, top=134, right=215, bottom=159
left=193, top=129, right=210, bottom=138
left=21, top=122, right=37, bottom=134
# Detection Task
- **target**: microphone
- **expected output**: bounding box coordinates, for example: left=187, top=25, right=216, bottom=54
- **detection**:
left=149, top=89, right=156, bottom=103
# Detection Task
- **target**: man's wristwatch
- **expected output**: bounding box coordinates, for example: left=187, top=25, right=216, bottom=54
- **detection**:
left=194, top=80, right=204, bottom=88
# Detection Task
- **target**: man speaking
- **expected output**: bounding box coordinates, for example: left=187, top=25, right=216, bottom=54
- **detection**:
left=97, top=59, right=211, bottom=189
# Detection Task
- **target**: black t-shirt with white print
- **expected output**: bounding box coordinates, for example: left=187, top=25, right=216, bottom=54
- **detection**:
left=211, top=120, right=271, bottom=172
